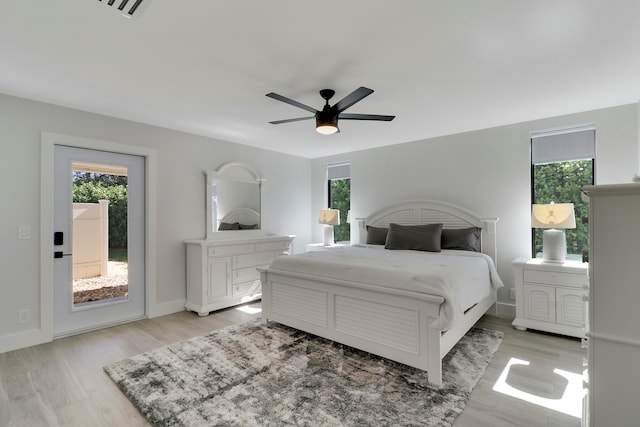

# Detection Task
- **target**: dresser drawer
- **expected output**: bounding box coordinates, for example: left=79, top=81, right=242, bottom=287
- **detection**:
left=232, top=281, right=261, bottom=298
left=232, top=267, right=260, bottom=285
left=523, top=269, right=587, bottom=287
left=255, top=240, right=290, bottom=252
left=208, top=243, right=253, bottom=257
left=233, top=251, right=275, bottom=269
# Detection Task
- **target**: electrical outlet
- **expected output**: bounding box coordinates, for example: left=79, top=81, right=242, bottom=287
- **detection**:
left=18, top=309, right=30, bottom=324
left=510, top=288, right=516, bottom=300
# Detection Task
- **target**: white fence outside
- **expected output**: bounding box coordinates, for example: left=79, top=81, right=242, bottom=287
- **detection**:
left=73, top=200, right=109, bottom=279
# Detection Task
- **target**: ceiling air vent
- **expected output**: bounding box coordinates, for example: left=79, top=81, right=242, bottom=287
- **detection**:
left=98, top=0, right=147, bottom=18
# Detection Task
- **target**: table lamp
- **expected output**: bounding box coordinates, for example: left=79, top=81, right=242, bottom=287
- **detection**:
left=531, top=202, right=576, bottom=263
left=319, top=209, right=340, bottom=246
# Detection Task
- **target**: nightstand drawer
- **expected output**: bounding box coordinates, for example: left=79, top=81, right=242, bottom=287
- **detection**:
left=524, top=269, right=587, bottom=287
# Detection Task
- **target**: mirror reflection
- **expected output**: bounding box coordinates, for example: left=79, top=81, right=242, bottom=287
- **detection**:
left=212, top=180, right=260, bottom=230
left=206, top=162, right=262, bottom=238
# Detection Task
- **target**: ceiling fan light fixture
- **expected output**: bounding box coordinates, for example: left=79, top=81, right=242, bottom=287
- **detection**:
left=316, top=123, right=339, bottom=135
left=315, top=110, right=339, bottom=135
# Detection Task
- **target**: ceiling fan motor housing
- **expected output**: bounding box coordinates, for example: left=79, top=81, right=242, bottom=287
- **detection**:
left=316, top=108, right=338, bottom=127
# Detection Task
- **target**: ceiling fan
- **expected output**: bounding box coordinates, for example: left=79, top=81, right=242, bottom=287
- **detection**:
left=266, top=87, right=395, bottom=135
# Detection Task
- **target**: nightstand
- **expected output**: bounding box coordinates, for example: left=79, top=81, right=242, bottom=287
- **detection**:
left=512, top=257, right=588, bottom=338
left=306, top=243, right=349, bottom=252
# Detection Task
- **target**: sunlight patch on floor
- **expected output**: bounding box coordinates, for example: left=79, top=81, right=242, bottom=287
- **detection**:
left=236, top=305, right=262, bottom=315
left=492, top=357, right=585, bottom=418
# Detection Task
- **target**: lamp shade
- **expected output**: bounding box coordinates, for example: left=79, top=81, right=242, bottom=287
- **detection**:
left=531, top=203, right=576, bottom=229
left=319, top=209, right=340, bottom=225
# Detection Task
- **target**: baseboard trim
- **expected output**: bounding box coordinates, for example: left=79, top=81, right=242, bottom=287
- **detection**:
left=495, top=301, right=516, bottom=319
left=1, top=298, right=187, bottom=353
left=0, top=328, right=51, bottom=354
left=589, top=331, right=640, bottom=348
left=149, top=298, right=186, bottom=318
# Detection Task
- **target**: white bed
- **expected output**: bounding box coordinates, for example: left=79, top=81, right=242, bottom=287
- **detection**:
left=218, top=208, right=261, bottom=229
left=258, top=200, right=501, bottom=385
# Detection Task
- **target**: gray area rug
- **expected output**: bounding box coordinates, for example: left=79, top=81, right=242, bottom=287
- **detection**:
left=105, top=321, right=503, bottom=426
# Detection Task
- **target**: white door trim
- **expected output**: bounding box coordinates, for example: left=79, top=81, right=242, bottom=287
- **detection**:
left=40, top=132, right=157, bottom=344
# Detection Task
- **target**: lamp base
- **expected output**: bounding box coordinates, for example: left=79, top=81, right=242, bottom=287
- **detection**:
left=323, top=225, right=335, bottom=246
left=542, top=229, right=566, bottom=263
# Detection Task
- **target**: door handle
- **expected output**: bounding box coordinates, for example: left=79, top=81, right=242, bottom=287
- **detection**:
left=54, top=251, right=72, bottom=259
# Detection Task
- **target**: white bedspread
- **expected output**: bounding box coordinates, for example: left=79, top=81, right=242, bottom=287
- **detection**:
left=267, top=245, right=503, bottom=330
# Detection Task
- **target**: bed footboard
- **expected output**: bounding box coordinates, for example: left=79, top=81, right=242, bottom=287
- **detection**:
left=259, top=267, right=448, bottom=385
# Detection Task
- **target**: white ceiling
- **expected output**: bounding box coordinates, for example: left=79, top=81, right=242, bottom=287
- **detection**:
left=1, top=1, right=639, bottom=159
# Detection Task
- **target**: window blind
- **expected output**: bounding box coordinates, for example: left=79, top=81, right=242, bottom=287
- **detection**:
left=327, top=162, right=351, bottom=180
left=531, top=127, right=596, bottom=164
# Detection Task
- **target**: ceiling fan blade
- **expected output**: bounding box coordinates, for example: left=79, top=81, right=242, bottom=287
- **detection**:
left=334, top=87, right=374, bottom=113
left=266, top=92, right=318, bottom=114
left=339, top=113, right=395, bottom=121
left=269, top=116, right=315, bottom=125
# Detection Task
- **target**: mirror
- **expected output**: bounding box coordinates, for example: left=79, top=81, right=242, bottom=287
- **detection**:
left=206, top=162, right=263, bottom=239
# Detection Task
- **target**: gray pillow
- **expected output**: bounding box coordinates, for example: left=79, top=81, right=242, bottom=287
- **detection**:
left=384, top=223, right=443, bottom=252
left=366, top=225, right=388, bottom=245
left=239, top=223, right=258, bottom=230
left=441, top=227, right=482, bottom=252
left=218, top=222, right=240, bottom=230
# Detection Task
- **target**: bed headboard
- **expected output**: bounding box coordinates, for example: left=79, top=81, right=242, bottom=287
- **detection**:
left=356, top=200, right=498, bottom=262
left=219, top=208, right=261, bottom=227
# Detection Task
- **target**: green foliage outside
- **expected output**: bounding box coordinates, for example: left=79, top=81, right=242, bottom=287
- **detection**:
left=533, top=159, right=593, bottom=259
left=74, top=172, right=128, bottom=187
left=72, top=173, right=128, bottom=251
left=109, top=247, right=128, bottom=262
left=329, top=178, right=351, bottom=242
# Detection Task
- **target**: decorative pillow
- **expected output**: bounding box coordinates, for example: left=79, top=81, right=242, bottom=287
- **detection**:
left=239, top=223, right=258, bottom=230
left=441, top=227, right=482, bottom=252
left=218, top=222, right=240, bottom=230
left=384, top=223, right=443, bottom=252
left=366, top=225, right=388, bottom=245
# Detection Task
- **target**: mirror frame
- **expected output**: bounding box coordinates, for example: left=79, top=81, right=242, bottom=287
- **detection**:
left=206, top=162, right=264, bottom=239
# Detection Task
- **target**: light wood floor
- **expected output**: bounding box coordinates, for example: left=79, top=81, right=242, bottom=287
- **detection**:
left=0, top=304, right=584, bottom=426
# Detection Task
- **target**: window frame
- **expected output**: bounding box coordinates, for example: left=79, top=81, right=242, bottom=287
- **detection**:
left=326, top=162, right=351, bottom=243
left=530, top=126, right=596, bottom=260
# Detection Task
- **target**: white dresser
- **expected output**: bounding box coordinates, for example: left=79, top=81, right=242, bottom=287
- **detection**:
left=305, top=242, right=349, bottom=251
left=185, top=234, right=294, bottom=316
left=512, top=258, right=588, bottom=338
left=582, top=183, right=640, bottom=427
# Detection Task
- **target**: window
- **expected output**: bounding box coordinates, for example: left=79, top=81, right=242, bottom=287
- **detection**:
left=531, top=126, right=595, bottom=260
left=327, top=162, right=351, bottom=243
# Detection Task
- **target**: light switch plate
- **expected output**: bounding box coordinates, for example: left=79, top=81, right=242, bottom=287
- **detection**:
left=18, top=225, right=30, bottom=240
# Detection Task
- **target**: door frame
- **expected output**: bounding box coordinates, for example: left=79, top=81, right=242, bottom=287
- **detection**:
left=40, top=132, right=157, bottom=342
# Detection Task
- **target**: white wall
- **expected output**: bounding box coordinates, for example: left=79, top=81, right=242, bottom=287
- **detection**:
left=311, top=103, right=639, bottom=316
left=2, top=90, right=636, bottom=351
left=0, top=93, right=311, bottom=351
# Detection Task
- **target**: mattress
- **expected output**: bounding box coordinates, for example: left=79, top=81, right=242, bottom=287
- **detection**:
left=267, top=245, right=503, bottom=329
